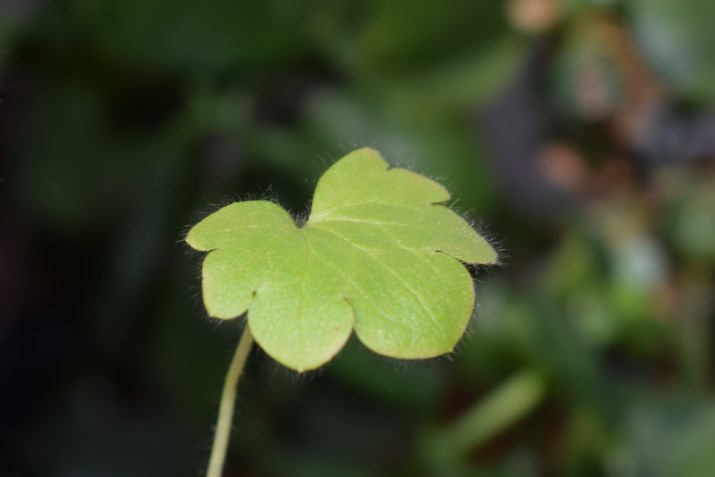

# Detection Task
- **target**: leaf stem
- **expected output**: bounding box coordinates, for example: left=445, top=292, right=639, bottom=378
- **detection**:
left=206, top=325, right=254, bottom=477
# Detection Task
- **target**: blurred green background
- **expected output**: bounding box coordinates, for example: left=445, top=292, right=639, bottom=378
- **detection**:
left=2, top=0, right=715, bottom=476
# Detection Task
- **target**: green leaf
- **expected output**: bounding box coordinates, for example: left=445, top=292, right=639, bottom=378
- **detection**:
left=187, top=148, right=497, bottom=371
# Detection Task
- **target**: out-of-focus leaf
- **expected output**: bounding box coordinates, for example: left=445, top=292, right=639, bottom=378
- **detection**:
left=669, top=175, right=715, bottom=264
left=423, top=370, right=545, bottom=465
left=612, top=400, right=715, bottom=477
left=629, top=0, right=715, bottom=101
left=76, top=0, right=307, bottom=72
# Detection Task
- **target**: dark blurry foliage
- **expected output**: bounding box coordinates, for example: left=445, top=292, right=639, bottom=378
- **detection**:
left=1, top=0, right=715, bottom=476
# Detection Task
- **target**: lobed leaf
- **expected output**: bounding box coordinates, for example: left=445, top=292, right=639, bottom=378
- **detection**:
left=187, top=148, right=497, bottom=371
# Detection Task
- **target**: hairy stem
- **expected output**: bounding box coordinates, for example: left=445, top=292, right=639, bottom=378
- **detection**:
left=206, top=325, right=254, bottom=477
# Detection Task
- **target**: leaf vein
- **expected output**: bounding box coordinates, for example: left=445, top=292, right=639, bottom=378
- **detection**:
left=312, top=225, right=447, bottom=340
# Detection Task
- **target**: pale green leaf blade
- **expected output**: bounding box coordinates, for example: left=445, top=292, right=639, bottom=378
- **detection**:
left=309, top=214, right=476, bottom=359
left=186, top=148, right=497, bottom=371
left=190, top=201, right=302, bottom=319
left=309, top=148, right=450, bottom=222
left=186, top=201, right=296, bottom=251
left=312, top=201, right=496, bottom=264
left=309, top=147, right=496, bottom=264
left=248, top=231, right=354, bottom=372
left=304, top=148, right=496, bottom=359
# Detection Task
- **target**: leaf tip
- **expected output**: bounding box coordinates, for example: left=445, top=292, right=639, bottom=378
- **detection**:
left=478, top=232, right=503, bottom=266
left=351, top=146, right=381, bottom=156
left=339, top=147, right=388, bottom=170
left=184, top=226, right=208, bottom=253
left=482, top=245, right=500, bottom=265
